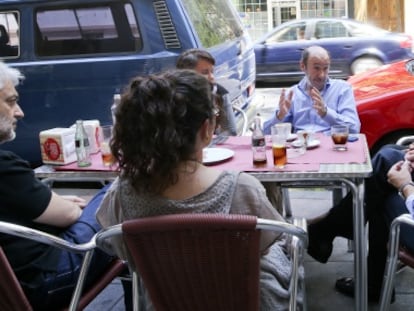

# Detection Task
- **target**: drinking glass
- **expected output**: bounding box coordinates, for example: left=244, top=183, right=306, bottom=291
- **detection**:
left=331, top=125, right=349, bottom=151
left=274, top=123, right=291, bottom=141
left=271, top=128, right=287, bottom=168
left=100, top=125, right=114, bottom=166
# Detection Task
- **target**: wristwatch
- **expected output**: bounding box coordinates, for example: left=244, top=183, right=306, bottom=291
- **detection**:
left=398, top=181, right=414, bottom=199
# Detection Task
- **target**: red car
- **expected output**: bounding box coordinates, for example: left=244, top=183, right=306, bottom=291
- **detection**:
left=349, top=58, right=414, bottom=154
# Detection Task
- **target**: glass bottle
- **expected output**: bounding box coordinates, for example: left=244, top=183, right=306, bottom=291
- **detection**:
left=111, top=94, right=121, bottom=125
left=75, top=120, right=92, bottom=167
left=251, top=114, right=267, bottom=165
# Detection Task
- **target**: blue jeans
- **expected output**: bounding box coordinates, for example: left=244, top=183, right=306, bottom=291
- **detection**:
left=26, top=183, right=115, bottom=310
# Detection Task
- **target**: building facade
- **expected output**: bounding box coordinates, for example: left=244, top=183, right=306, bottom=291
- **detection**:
left=233, top=0, right=409, bottom=41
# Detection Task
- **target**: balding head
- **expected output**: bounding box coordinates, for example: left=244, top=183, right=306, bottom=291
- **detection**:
left=301, top=46, right=330, bottom=66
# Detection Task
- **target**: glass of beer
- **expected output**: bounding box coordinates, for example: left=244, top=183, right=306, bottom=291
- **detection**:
left=275, top=122, right=292, bottom=140
left=271, top=132, right=287, bottom=168
left=100, top=125, right=114, bottom=166
left=331, top=125, right=349, bottom=151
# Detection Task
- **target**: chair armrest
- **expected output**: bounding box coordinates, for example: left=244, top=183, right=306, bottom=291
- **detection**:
left=396, top=135, right=414, bottom=146
left=380, top=214, right=414, bottom=309
left=0, top=220, right=103, bottom=311
left=233, top=105, right=248, bottom=136
left=256, top=217, right=308, bottom=248
left=0, top=221, right=96, bottom=253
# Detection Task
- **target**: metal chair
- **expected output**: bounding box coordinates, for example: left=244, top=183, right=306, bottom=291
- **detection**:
left=396, top=135, right=414, bottom=146
left=233, top=104, right=248, bottom=136
left=96, top=213, right=308, bottom=311
left=380, top=214, right=414, bottom=310
left=0, top=220, right=125, bottom=311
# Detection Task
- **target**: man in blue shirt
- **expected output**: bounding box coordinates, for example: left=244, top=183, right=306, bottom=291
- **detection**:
left=263, top=45, right=360, bottom=135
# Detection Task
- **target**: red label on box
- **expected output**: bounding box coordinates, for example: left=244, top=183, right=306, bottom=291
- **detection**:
left=43, top=138, right=61, bottom=161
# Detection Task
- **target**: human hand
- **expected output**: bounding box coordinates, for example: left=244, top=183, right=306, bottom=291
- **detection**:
left=61, top=195, right=87, bottom=208
left=310, top=87, right=327, bottom=117
left=387, top=160, right=413, bottom=190
left=276, top=89, right=293, bottom=120
left=404, top=148, right=414, bottom=169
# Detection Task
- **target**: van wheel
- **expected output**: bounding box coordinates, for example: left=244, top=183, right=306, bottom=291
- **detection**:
left=351, top=57, right=383, bottom=75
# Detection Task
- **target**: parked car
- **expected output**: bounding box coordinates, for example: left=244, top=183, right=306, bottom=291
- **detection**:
left=254, top=18, right=414, bottom=83
left=0, top=0, right=256, bottom=166
left=349, top=58, right=414, bottom=154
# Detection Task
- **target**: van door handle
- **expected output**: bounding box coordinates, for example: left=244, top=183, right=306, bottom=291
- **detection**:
left=236, top=41, right=242, bottom=56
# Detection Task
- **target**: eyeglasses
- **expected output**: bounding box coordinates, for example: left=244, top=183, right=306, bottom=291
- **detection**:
left=213, top=107, right=220, bottom=118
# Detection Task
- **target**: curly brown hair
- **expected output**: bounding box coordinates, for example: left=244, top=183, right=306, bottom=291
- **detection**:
left=111, top=69, right=215, bottom=194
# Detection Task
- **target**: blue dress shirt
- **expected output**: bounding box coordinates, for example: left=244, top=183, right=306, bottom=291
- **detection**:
left=263, top=77, right=361, bottom=135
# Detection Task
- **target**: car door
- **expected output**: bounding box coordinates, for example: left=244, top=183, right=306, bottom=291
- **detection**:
left=255, top=21, right=311, bottom=81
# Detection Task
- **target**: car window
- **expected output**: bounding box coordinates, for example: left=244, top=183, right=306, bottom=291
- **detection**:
left=314, top=21, right=348, bottom=39
left=266, top=21, right=307, bottom=43
left=35, top=3, right=141, bottom=56
left=182, top=0, right=243, bottom=47
left=0, top=11, right=19, bottom=59
left=346, top=22, right=389, bottom=37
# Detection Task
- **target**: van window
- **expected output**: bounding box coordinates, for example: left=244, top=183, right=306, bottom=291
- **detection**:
left=181, top=0, right=243, bottom=47
left=0, top=11, right=19, bottom=59
left=35, top=3, right=141, bottom=56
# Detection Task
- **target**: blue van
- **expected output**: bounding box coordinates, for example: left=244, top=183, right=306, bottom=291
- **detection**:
left=0, top=0, right=256, bottom=165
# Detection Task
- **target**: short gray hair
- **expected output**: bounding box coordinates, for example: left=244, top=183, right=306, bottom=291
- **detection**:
left=0, top=61, right=24, bottom=89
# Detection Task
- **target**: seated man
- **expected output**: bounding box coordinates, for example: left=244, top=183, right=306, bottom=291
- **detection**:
left=176, top=49, right=238, bottom=136
left=0, top=61, right=119, bottom=310
left=308, top=143, right=414, bottom=302
left=263, top=45, right=360, bottom=135
left=262, top=46, right=361, bottom=214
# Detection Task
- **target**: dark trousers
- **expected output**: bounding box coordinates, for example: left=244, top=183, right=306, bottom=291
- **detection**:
left=319, top=144, right=414, bottom=287
left=25, top=183, right=115, bottom=310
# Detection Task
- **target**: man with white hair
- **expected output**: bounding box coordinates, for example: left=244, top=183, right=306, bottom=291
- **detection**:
left=0, top=61, right=117, bottom=310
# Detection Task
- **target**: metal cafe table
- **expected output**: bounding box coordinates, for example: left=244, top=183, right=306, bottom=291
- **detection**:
left=35, top=133, right=372, bottom=311
left=207, top=134, right=372, bottom=311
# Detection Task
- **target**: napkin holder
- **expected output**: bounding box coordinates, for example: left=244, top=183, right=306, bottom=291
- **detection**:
left=39, top=127, right=76, bottom=165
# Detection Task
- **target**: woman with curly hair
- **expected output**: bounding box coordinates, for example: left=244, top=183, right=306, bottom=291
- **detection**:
left=96, top=69, right=303, bottom=310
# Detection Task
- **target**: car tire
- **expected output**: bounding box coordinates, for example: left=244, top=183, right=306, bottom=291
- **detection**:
left=351, top=57, right=383, bottom=75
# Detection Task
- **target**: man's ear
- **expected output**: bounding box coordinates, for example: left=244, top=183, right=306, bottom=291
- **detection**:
left=300, top=61, right=306, bottom=72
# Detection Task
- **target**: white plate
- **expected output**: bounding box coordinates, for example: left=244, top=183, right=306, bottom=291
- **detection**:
left=291, top=139, right=320, bottom=149
left=306, top=139, right=320, bottom=149
left=203, top=148, right=234, bottom=164
left=287, top=133, right=298, bottom=142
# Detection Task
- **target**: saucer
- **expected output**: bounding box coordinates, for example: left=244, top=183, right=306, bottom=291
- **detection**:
left=306, top=139, right=320, bottom=149
left=291, top=139, right=320, bottom=149
left=287, top=133, right=298, bottom=142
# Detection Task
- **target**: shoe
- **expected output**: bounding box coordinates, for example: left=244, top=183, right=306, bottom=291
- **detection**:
left=307, top=222, right=333, bottom=263
left=335, top=277, right=395, bottom=303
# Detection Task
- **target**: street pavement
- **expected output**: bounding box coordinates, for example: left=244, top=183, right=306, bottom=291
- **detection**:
left=55, top=87, right=414, bottom=310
